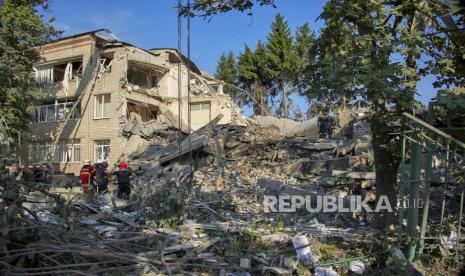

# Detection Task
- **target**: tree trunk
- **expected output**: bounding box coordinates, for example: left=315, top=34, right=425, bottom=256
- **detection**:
left=260, top=86, right=266, bottom=116
left=371, top=112, right=400, bottom=230
left=280, top=81, right=288, bottom=118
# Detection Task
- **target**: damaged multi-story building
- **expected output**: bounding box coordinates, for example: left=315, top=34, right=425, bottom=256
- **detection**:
left=24, top=29, right=241, bottom=174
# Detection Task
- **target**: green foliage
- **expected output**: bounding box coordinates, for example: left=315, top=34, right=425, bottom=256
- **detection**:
left=0, top=0, right=59, bottom=137
left=223, top=230, right=273, bottom=257
left=215, top=51, right=238, bottom=98
left=237, top=42, right=273, bottom=115
left=294, top=23, right=315, bottom=80
left=179, top=0, right=276, bottom=18
left=213, top=14, right=313, bottom=119
left=266, top=13, right=295, bottom=78
left=266, top=13, right=300, bottom=117
left=308, top=102, right=329, bottom=117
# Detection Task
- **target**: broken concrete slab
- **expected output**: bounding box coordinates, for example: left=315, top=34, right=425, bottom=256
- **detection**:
left=159, top=135, right=209, bottom=163
left=269, top=157, right=350, bottom=178
left=123, top=134, right=151, bottom=158
left=252, top=115, right=319, bottom=137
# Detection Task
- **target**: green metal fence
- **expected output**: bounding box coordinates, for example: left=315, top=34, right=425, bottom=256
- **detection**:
left=397, top=111, right=465, bottom=262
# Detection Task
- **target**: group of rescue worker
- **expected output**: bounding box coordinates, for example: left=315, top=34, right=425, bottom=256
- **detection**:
left=79, top=160, right=135, bottom=200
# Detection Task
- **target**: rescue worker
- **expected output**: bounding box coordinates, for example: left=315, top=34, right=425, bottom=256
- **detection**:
left=112, top=162, right=134, bottom=200
left=317, top=110, right=334, bottom=139
left=80, top=160, right=95, bottom=195
left=94, top=160, right=109, bottom=194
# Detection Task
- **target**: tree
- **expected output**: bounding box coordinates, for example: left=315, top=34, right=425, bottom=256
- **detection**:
left=266, top=13, right=299, bottom=118
left=179, top=0, right=276, bottom=18
left=421, top=0, right=465, bottom=94
left=0, top=0, right=59, bottom=138
left=293, top=23, right=316, bottom=102
left=215, top=51, right=239, bottom=101
left=294, top=23, right=315, bottom=71
left=238, top=43, right=272, bottom=115
left=306, top=0, right=414, bottom=228
left=305, top=0, right=465, bottom=228
left=181, top=0, right=465, bottom=229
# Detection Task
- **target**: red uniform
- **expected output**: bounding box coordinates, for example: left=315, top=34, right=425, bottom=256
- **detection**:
left=80, top=165, right=95, bottom=194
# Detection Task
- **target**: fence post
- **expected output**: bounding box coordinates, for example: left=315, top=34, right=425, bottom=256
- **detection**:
left=419, top=105, right=434, bottom=255
left=407, top=127, right=422, bottom=262
left=397, top=134, right=408, bottom=247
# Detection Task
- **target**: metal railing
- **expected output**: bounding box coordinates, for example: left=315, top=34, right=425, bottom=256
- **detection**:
left=398, top=111, right=465, bottom=262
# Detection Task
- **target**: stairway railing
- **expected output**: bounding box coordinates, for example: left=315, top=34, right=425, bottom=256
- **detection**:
left=398, top=111, right=465, bottom=262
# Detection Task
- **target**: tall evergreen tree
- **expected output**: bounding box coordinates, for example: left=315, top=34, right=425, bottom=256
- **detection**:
left=293, top=23, right=316, bottom=94
left=0, top=0, right=59, bottom=137
left=294, top=23, right=315, bottom=64
left=215, top=51, right=239, bottom=100
left=266, top=13, right=299, bottom=118
left=238, top=43, right=272, bottom=115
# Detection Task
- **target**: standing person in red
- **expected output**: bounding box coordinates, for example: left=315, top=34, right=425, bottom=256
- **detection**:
left=80, top=160, right=95, bottom=195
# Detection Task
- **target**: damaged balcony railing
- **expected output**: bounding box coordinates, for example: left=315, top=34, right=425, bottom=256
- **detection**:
left=397, top=111, right=465, bottom=262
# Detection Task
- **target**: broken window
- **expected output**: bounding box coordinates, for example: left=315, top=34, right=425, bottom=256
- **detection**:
left=37, top=106, right=47, bottom=122
left=63, top=140, right=80, bottom=163
left=30, top=140, right=81, bottom=163
left=94, top=140, right=110, bottom=163
left=57, top=104, right=66, bottom=121
left=34, top=102, right=81, bottom=123
left=94, top=94, right=111, bottom=119
left=52, top=61, right=83, bottom=82
left=34, top=59, right=83, bottom=83
left=127, top=63, right=160, bottom=89
left=45, top=144, right=61, bottom=163
left=34, top=66, right=53, bottom=84
left=127, top=102, right=159, bottom=122
left=99, top=53, right=113, bottom=75
left=47, top=105, right=56, bottom=122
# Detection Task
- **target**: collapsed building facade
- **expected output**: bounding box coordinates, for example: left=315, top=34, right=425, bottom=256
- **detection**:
left=24, top=29, right=240, bottom=174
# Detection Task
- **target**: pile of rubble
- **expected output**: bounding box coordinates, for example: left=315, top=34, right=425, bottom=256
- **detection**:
left=4, top=115, right=418, bottom=275
left=121, top=114, right=377, bottom=225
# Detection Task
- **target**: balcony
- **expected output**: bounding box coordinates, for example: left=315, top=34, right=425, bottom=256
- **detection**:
left=38, top=80, right=81, bottom=99
left=34, top=59, right=83, bottom=99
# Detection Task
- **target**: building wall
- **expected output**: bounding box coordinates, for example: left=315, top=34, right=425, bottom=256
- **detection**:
left=27, top=36, right=127, bottom=174
left=25, top=34, right=236, bottom=175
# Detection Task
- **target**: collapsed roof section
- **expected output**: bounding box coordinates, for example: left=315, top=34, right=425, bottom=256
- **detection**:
left=41, top=30, right=202, bottom=75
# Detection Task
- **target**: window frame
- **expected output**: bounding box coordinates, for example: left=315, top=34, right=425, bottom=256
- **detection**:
left=30, top=140, right=80, bottom=163
left=94, top=140, right=111, bottom=163
left=94, top=94, right=111, bottom=119
left=190, top=101, right=211, bottom=112
left=34, top=102, right=80, bottom=123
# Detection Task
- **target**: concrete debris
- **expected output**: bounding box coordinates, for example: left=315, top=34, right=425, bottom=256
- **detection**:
left=122, top=119, right=172, bottom=139
left=252, top=115, right=319, bottom=137
left=2, top=111, right=396, bottom=275
left=328, top=170, right=376, bottom=180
